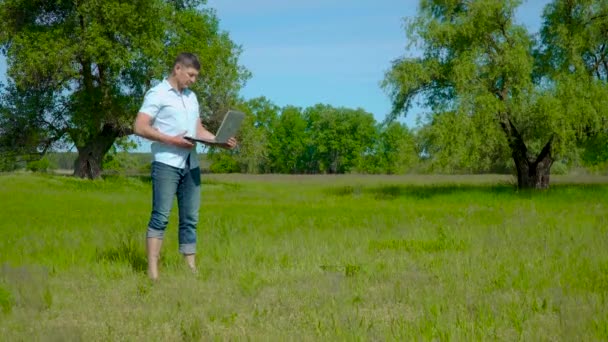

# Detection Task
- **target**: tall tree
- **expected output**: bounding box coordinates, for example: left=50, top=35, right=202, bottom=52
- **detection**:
left=383, top=0, right=608, bottom=189
left=0, top=83, right=67, bottom=170
left=235, top=97, right=278, bottom=173
left=307, top=104, right=377, bottom=174
left=0, top=0, right=249, bottom=178
left=374, top=122, right=418, bottom=174
left=268, top=106, right=308, bottom=174
left=536, top=0, right=608, bottom=167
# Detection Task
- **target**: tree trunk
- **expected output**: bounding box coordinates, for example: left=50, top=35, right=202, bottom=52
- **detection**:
left=73, top=124, right=119, bottom=179
left=500, top=119, right=554, bottom=190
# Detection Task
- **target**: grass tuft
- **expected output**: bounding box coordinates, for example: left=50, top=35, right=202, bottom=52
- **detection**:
left=96, top=236, right=147, bottom=274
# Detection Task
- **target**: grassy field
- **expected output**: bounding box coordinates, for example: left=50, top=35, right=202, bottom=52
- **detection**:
left=0, top=173, right=607, bottom=340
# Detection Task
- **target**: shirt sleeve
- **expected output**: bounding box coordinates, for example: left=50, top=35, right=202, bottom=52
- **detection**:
left=138, top=88, right=161, bottom=118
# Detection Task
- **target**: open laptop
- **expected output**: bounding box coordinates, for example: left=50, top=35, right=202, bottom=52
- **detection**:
left=186, top=110, right=245, bottom=145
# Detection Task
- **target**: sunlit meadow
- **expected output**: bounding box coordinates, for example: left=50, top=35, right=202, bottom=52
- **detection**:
left=0, top=173, right=607, bottom=340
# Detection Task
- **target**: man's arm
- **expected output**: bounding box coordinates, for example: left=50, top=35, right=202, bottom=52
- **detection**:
left=133, top=112, right=194, bottom=149
left=195, top=118, right=216, bottom=141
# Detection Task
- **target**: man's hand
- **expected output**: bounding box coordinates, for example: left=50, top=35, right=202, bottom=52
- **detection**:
left=168, top=132, right=195, bottom=149
left=221, top=137, right=238, bottom=149
left=134, top=114, right=195, bottom=149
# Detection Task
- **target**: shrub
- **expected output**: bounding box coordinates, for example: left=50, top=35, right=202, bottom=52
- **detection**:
left=26, top=157, right=51, bottom=173
left=209, top=153, right=240, bottom=173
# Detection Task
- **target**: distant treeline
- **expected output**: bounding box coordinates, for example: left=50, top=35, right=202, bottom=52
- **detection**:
left=43, top=152, right=211, bottom=175
left=205, top=99, right=608, bottom=175
left=45, top=152, right=151, bottom=174
left=18, top=98, right=608, bottom=176
left=206, top=100, right=421, bottom=175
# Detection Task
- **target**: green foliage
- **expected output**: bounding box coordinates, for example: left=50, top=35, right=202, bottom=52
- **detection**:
left=210, top=98, right=388, bottom=175
left=582, top=133, right=608, bottom=166
left=538, top=0, right=608, bottom=82
left=0, top=0, right=249, bottom=177
left=0, top=153, right=19, bottom=172
left=45, top=152, right=78, bottom=170
left=383, top=0, right=608, bottom=179
left=209, top=153, right=240, bottom=173
left=359, top=122, right=418, bottom=174
left=0, top=83, right=67, bottom=161
left=26, top=157, right=51, bottom=173
left=235, top=97, right=278, bottom=173
left=307, top=105, right=378, bottom=174
left=207, top=97, right=278, bottom=174
left=268, top=106, right=309, bottom=173
left=102, top=139, right=143, bottom=175
left=580, top=131, right=608, bottom=174
left=417, top=111, right=512, bottom=173
left=550, top=160, right=569, bottom=175
left=378, top=123, right=417, bottom=174
left=102, top=152, right=139, bottom=175
left=163, top=3, right=251, bottom=124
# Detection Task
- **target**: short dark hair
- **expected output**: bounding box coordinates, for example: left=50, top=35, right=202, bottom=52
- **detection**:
left=174, top=52, right=200, bottom=71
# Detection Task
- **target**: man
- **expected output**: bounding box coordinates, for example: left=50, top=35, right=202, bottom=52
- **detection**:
left=133, top=52, right=236, bottom=280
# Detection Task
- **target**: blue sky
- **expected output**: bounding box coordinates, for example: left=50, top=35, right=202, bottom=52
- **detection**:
left=204, top=0, right=551, bottom=126
left=0, top=0, right=550, bottom=128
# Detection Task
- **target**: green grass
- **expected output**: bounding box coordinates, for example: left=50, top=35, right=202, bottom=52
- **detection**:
left=0, top=173, right=607, bottom=340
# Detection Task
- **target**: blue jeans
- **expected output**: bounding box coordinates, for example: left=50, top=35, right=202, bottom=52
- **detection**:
left=147, top=161, right=201, bottom=255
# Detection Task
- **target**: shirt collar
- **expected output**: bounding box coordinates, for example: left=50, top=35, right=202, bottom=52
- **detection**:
left=162, top=78, right=190, bottom=95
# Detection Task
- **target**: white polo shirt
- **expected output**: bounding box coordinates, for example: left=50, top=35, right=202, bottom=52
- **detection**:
left=139, top=79, right=200, bottom=169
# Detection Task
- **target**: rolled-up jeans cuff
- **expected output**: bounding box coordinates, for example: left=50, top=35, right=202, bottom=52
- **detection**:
left=147, top=227, right=165, bottom=239
left=179, top=244, right=196, bottom=255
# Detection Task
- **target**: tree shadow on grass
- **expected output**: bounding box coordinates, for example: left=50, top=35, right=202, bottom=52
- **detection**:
left=96, top=239, right=147, bottom=273
left=101, top=174, right=241, bottom=189
left=328, top=182, right=608, bottom=200
left=101, top=174, right=152, bottom=184
left=328, top=184, right=518, bottom=200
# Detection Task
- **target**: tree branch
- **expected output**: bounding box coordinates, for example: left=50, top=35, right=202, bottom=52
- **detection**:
left=499, top=116, right=529, bottom=163
left=585, top=13, right=608, bottom=27
left=535, top=135, right=554, bottom=165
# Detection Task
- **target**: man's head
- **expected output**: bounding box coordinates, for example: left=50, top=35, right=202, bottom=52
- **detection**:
left=171, top=53, right=201, bottom=90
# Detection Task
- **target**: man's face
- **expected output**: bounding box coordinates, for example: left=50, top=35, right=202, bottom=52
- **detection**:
left=174, top=64, right=199, bottom=90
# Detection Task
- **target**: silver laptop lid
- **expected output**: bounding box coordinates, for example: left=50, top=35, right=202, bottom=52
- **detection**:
left=214, top=110, right=245, bottom=143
